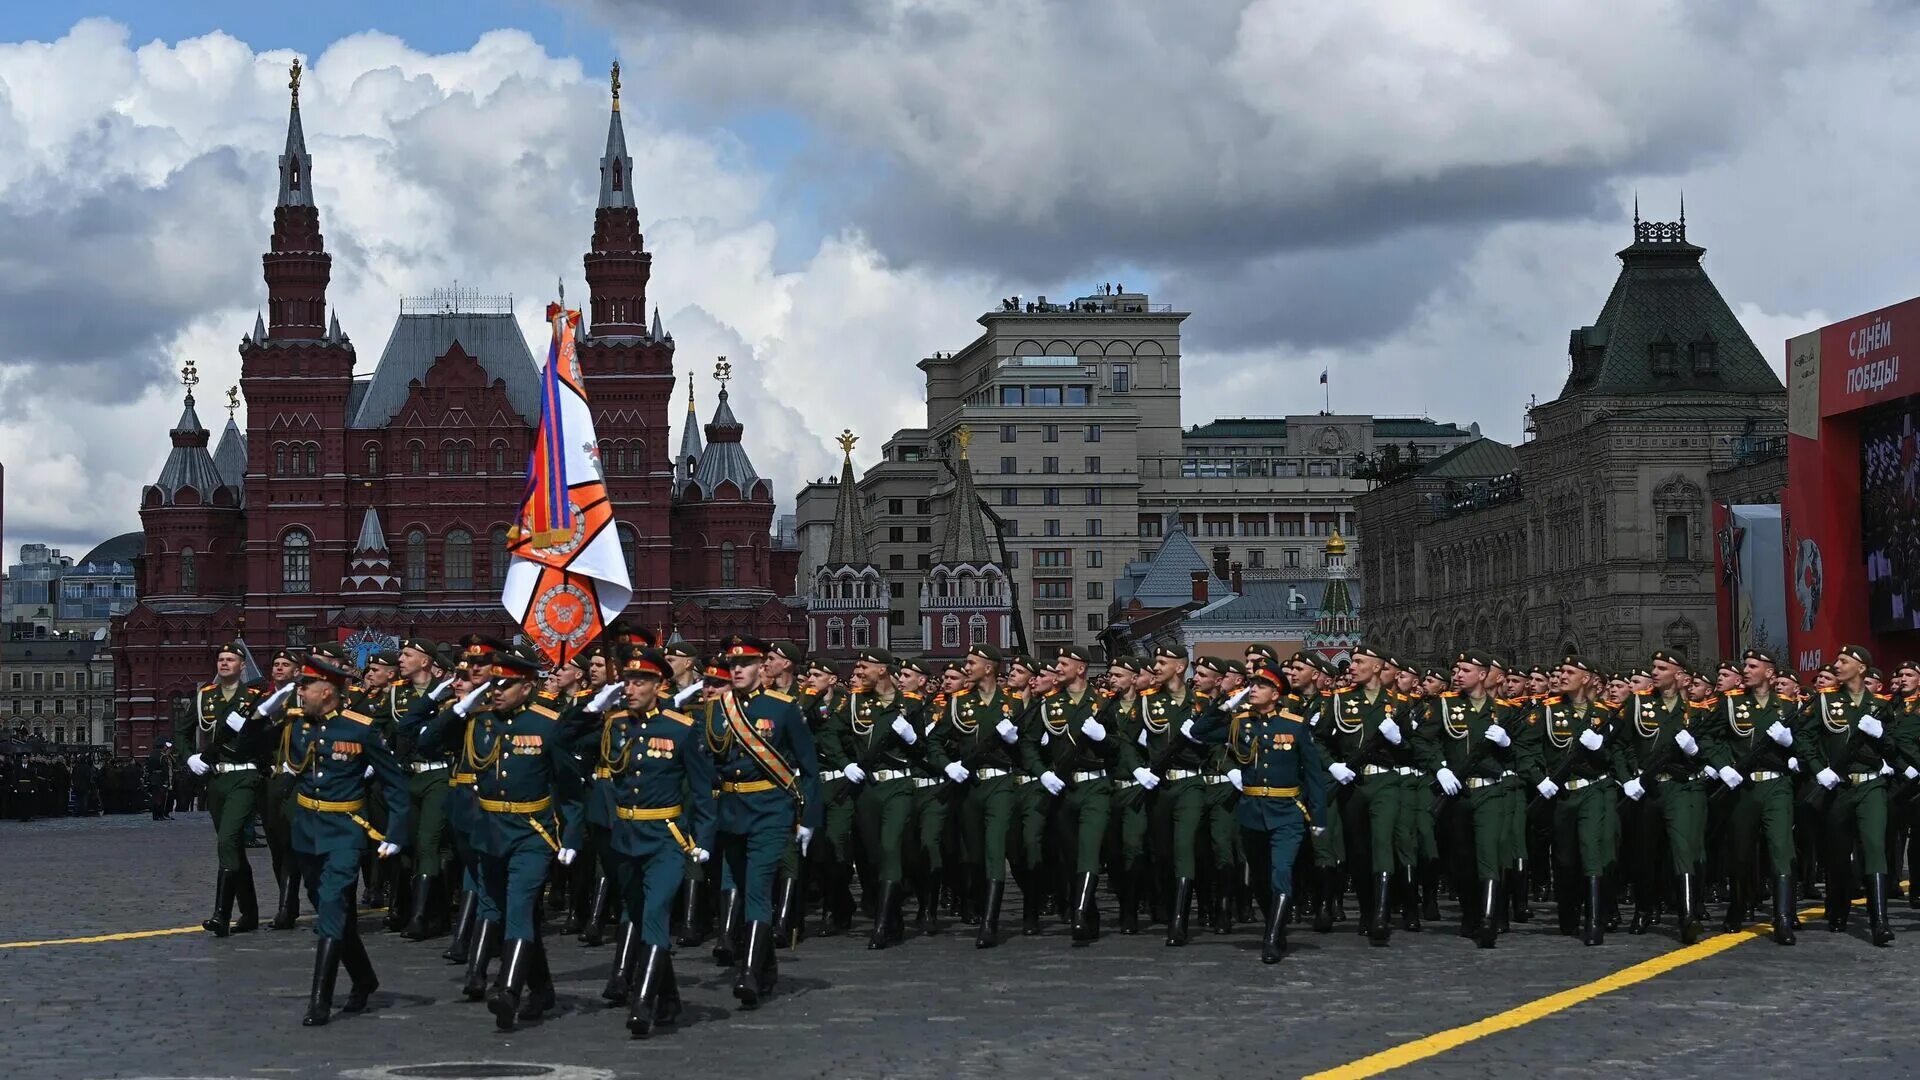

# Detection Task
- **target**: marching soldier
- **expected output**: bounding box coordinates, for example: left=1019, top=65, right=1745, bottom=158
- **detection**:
left=1193, top=657, right=1248, bottom=934
left=1101, top=657, right=1161, bottom=936
left=1140, top=645, right=1204, bottom=945
left=795, top=656, right=853, bottom=939
left=1025, top=645, right=1124, bottom=944
left=763, top=640, right=810, bottom=946
left=1321, top=646, right=1410, bottom=946
left=179, top=642, right=289, bottom=938
left=926, top=644, right=1022, bottom=948
left=1806, top=644, right=1898, bottom=945
left=1417, top=650, right=1524, bottom=948
left=284, top=654, right=410, bottom=1026
left=146, top=740, right=176, bottom=820
left=1615, top=651, right=1716, bottom=944
left=260, top=648, right=306, bottom=930
left=823, top=649, right=922, bottom=949
left=1705, top=648, right=1807, bottom=945
left=1524, top=656, right=1617, bottom=945
left=902, top=658, right=956, bottom=934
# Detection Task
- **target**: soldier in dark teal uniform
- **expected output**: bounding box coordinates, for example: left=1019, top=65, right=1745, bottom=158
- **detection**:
left=180, top=642, right=288, bottom=938
left=1188, top=662, right=1326, bottom=963
left=705, top=635, right=821, bottom=1008
left=284, top=654, right=410, bottom=1027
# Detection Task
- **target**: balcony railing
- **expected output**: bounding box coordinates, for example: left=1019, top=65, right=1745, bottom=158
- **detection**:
left=1729, top=435, right=1787, bottom=468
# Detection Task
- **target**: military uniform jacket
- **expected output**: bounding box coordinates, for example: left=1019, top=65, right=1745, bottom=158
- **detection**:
left=419, top=698, right=571, bottom=857
left=563, top=703, right=716, bottom=858
left=285, top=706, right=411, bottom=857
left=1022, top=687, right=1120, bottom=778
left=705, top=687, right=823, bottom=832
left=179, top=679, right=272, bottom=765
left=1523, top=697, right=1614, bottom=784
left=1136, top=686, right=1202, bottom=773
left=1416, top=692, right=1522, bottom=780
left=822, top=689, right=922, bottom=774
left=1702, top=690, right=1806, bottom=776
left=365, top=680, right=449, bottom=765
left=1316, top=687, right=1407, bottom=773
left=1190, top=701, right=1327, bottom=829
left=1805, top=689, right=1894, bottom=778
left=1610, top=691, right=1714, bottom=783
left=924, top=685, right=1020, bottom=773
left=1097, top=692, right=1149, bottom=779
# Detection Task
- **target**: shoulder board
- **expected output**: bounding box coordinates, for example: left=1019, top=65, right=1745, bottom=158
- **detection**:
left=1634, top=689, right=1655, bottom=697
left=341, top=709, right=375, bottom=727
left=951, top=687, right=971, bottom=699
left=1874, top=692, right=1894, bottom=702
left=1278, top=709, right=1304, bottom=723
left=572, top=689, right=594, bottom=704
left=1233, top=710, right=1256, bottom=720
left=1045, top=690, right=1060, bottom=699
left=1439, top=690, right=1459, bottom=699
left=1723, top=688, right=1746, bottom=698
left=200, top=682, right=219, bottom=692
left=660, top=709, right=694, bottom=727
left=904, top=691, right=924, bottom=701
left=763, top=690, right=794, bottom=703
left=527, top=702, right=561, bottom=720
left=1543, top=696, right=1562, bottom=706
left=1140, top=687, right=1159, bottom=697
left=1496, top=697, right=1522, bottom=708
left=534, top=689, right=562, bottom=703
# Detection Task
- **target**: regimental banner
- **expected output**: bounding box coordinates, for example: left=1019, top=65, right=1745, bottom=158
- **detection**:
left=502, top=302, right=632, bottom=666
left=338, top=626, right=402, bottom=670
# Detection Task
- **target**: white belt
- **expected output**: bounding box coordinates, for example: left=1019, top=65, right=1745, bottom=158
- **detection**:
left=1563, top=777, right=1607, bottom=791
left=820, top=770, right=844, bottom=782
left=974, top=767, right=1011, bottom=780
left=1013, top=775, right=1032, bottom=785
left=1114, top=779, right=1139, bottom=790
left=408, top=762, right=449, bottom=773
left=914, top=777, right=941, bottom=789
left=211, top=763, right=259, bottom=774
left=1848, top=772, right=1881, bottom=785
left=1071, top=770, right=1106, bottom=784
left=1361, top=765, right=1394, bottom=776
left=1465, top=771, right=1513, bottom=790
left=1203, top=774, right=1229, bottom=785
left=870, top=769, right=909, bottom=783
left=1397, top=766, right=1421, bottom=776
left=1749, top=770, right=1785, bottom=782
left=1164, top=769, right=1200, bottom=781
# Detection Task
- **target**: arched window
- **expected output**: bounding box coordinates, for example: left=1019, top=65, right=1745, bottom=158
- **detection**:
left=827, top=617, right=844, bottom=651
left=489, top=527, right=509, bottom=588
left=492, top=440, right=509, bottom=475
left=408, top=440, right=424, bottom=474
left=281, top=529, right=311, bottom=593
left=365, top=442, right=381, bottom=475
left=273, top=443, right=287, bottom=476
left=304, top=443, right=319, bottom=476
left=942, top=614, right=960, bottom=649
left=720, top=541, right=737, bottom=588
left=179, top=546, right=197, bottom=592
left=444, top=529, right=473, bottom=589
left=442, top=441, right=460, bottom=473
left=405, top=530, right=427, bottom=590
left=852, top=616, right=871, bottom=649
left=969, top=614, right=988, bottom=645
left=618, top=524, right=639, bottom=581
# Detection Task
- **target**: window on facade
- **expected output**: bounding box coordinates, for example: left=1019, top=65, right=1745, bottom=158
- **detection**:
left=1034, top=579, right=1070, bottom=600
left=1000, top=488, right=1018, bottom=506
left=721, top=541, right=737, bottom=587
left=305, top=444, right=319, bottom=476
left=1084, top=424, right=1101, bottom=442
left=444, top=529, right=473, bottom=589
left=285, top=624, right=308, bottom=648
left=491, top=527, right=510, bottom=588
left=1664, top=515, right=1688, bottom=561
left=53, top=672, right=66, bottom=689
left=442, top=441, right=470, bottom=474
left=889, top=499, right=904, bottom=515
left=1087, top=613, right=1104, bottom=633
left=1651, top=340, right=1678, bottom=376
left=409, top=441, right=424, bottom=473
left=1249, top=549, right=1266, bottom=568
left=942, top=615, right=961, bottom=649
left=918, top=553, right=932, bottom=570
left=1285, top=549, right=1300, bottom=568
left=281, top=529, right=312, bottom=593
left=1000, top=456, right=1018, bottom=475
left=1042, top=457, right=1059, bottom=474
left=916, top=527, right=932, bottom=543
left=1065, top=386, right=1089, bottom=405
left=890, top=581, right=905, bottom=599
left=1086, top=518, right=1103, bottom=536
left=889, top=554, right=904, bottom=570
left=493, top=441, right=509, bottom=474
left=1036, top=549, right=1070, bottom=568
left=1043, top=424, right=1059, bottom=443
left=826, top=618, right=845, bottom=650
left=1086, top=581, right=1104, bottom=600
left=1085, top=456, right=1102, bottom=474
left=1044, top=519, right=1061, bottom=537
left=1000, top=424, right=1017, bottom=443
left=888, top=526, right=905, bottom=543
left=1037, top=614, right=1069, bottom=633
left=852, top=617, right=870, bottom=649
left=179, top=546, right=197, bottom=592
left=1085, top=550, right=1102, bottom=569
left=274, top=444, right=287, bottom=476
left=1138, top=516, right=1162, bottom=540
left=1043, top=487, right=1061, bottom=506
left=1086, top=488, right=1103, bottom=506
left=405, top=530, right=427, bottom=590
left=1111, top=365, right=1131, bottom=393
left=365, top=443, right=381, bottom=475
left=1000, top=386, right=1025, bottom=406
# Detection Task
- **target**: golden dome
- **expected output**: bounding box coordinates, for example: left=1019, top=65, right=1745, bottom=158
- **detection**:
left=1325, top=530, right=1348, bottom=556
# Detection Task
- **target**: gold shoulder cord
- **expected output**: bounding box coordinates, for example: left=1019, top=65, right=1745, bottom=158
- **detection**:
left=465, top=715, right=503, bottom=772
left=1228, top=713, right=1255, bottom=765
left=601, top=712, right=635, bottom=776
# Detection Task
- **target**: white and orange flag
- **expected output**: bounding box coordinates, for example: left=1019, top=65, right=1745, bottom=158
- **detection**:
left=503, top=302, right=631, bottom=665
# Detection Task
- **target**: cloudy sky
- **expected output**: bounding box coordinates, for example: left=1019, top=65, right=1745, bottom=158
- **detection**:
left=2, top=0, right=1917, bottom=562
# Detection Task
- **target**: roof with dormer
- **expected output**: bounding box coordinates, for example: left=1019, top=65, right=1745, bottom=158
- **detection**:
left=348, top=311, right=542, bottom=429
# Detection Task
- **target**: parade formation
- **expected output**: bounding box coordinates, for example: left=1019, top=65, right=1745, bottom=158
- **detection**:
left=168, top=626, right=1919, bottom=1033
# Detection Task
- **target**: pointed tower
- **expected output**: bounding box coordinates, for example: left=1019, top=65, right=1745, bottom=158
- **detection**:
left=580, top=60, right=676, bottom=630
left=137, top=360, right=246, bottom=599
left=675, top=380, right=704, bottom=491
left=212, top=384, right=247, bottom=506
left=921, top=425, right=1010, bottom=657
left=340, top=508, right=400, bottom=597
left=1305, top=531, right=1362, bottom=665
left=807, top=429, right=890, bottom=658
left=264, top=58, right=329, bottom=340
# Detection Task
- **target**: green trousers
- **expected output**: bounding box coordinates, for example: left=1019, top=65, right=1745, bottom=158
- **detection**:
left=1826, top=778, right=1890, bottom=876
left=1108, top=781, right=1149, bottom=874
left=1403, top=774, right=1438, bottom=862
left=407, top=769, right=451, bottom=877
left=1150, top=776, right=1206, bottom=879
left=1015, top=778, right=1052, bottom=872
left=1339, top=773, right=1405, bottom=874
left=1200, top=777, right=1240, bottom=871
left=856, top=779, right=916, bottom=883
left=208, top=769, right=265, bottom=871
left=1551, top=782, right=1616, bottom=875
left=1312, top=784, right=1347, bottom=869
left=1053, top=778, right=1112, bottom=874
left=1642, top=779, right=1707, bottom=875
left=1461, top=783, right=1519, bottom=880
left=960, top=774, right=1017, bottom=881
left=820, top=777, right=859, bottom=872
left=912, top=781, right=956, bottom=875
left=1728, top=775, right=1796, bottom=878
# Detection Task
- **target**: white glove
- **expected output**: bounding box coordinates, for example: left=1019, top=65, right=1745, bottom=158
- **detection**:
left=1906, top=766, right=1919, bottom=781
left=1484, top=723, right=1510, bottom=748
left=1040, top=771, right=1066, bottom=796
left=1787, top=756, right=1800, bottom=773
left=1225, top=687, right=1252, bottom=710
left=891, top=715, right=918, bottom=744
left=796, top=826, right=813, bottom=855
left=1767, top=721, right=1792, bottom=747
left=264, top=682, right=297, bottom=714
left=1378, top=717, right=1402, bottom=745
left=1310, top=826, right=1327, bottom=838
left=1859, top=715, right=1884, bottom=739
left=1536, top=778, right=1559, bottom=799
left=363, top=765, right=374, bottom=779
left=224, top=710, right=248, bottom=733
left=944, top=762, right=970, bottom=783
left=1675, top=729, right=1698, bottom=757
left=673, top=682, right=703, bottom=707
left=1329, top=762, right=1356, bottom=785
left=1081, top=716, right=1107, bottom=741
left=454, top=681, right=492, bottom=717
left=844, top=763, right=867, bottom=785
left=587, top=683, right=621, bottom=713
left=1180, top=718, right=1199, bottom=743
left=1579, top=729, right=1604, bottom=752
left=1879, top=760, right=1894, bottom=777
left=996, top=717, right=1019, bottom=744
left=187, top=753, right=209, bottom=777
left=377, top=841, right=401, bottom=859
left=1622, top=778, right=1646, bottom=801
left=556, top=847, right=577, bottom=865
left=1132, top=767, right=1160, bottom=790
left=429, top=677, right=456, bottom=701
left=1815, top=767, right=1840, bottom=790
left=691, top=847, right=711, bottom=864
left=281, top=763, right=297, bottom=775
left=1435, top=767, right=1461, bottom=796
left=1227, top=768, right=1243, bottom=791
left=1137, top=729, right=1148, bottom=747
left=1718, top=765, right=1743, bottom=788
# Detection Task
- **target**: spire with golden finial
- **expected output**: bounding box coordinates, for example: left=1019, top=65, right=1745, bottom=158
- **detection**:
left=179, top=358, right=200, bottom=406
left=226, top=384, right=240, bottom=418
left=686, top=378, right=696, bottom=413
left=611, top=59, right=621, bottom=111
left=953, top=424, right=973, bottom=459
left=837, top=428, right=858, bottom=460
left=289, top=57, right=302, bottom=105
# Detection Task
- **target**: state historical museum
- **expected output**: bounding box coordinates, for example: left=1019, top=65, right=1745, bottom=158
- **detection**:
left=111, top=70, right=800, bottom=755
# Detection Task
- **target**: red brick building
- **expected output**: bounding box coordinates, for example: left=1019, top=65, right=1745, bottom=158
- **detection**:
left=111, top=74, right=800, bottom=755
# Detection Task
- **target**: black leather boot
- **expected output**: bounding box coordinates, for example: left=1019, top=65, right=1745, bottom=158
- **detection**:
left=604, top=920, right=642, bottom=1002
left=733, top=921, right=773, bottom=1009
left=232, top=866, right=260, bottom=934
left=1209, top=864, right=1231, bottom=934
left=867, top=881, right=899, bottom=950
left=1070, top=872, right=1100, bottom=944
left=1721, top=876, right=1746, bottom=934
left=658, top=947, right=683, bottom=1026
left=1312, top=871, right=1336, bottom=934
left=773, top=872, right=802, bottom=947
left=340, top=929, right=379, bottom=1012
left=1020, top=870, right=1044, bottom=936
left=1117, top=870, right=1141, bottom=936
left=1475, top=879, right=1500, bottom=949
left=1868, top=873, right=1895, bottom=946
left=1369, top=871, right=1392, bottom=946
left=1167, top=877, right=1194, bottom=946
left=1678, top=873, right=1703, bottom=944
left=518, top=939, right=555, bottom=1021
left=487, top=938, right=531, bottom=1030
left=915, top=870, right=939, bottom=936
left=462, top=919, right=500, bottom=1001
left=403, top=874, right=438, bottom=940
left=270, top=869, right=301, bottom=931
left=712, top=889, right=743, bottom=965
left=580, top=874, right=613, bottom=946
left=1827, top=866, right=1851, bottom=931
left=203, top=869, right=236, bottom=936
left=1584, top=876, right=1605, bottom=946
left=382, top=870, right=407, bottom=933
left=1771, top=875, right=1795, bottom=946
left=301, top=937, right=342, bottom=1026
left=1401, top=867, right=1422, bottom=932
left=444, top=890, right=478, bottom=962
left=628, top=944, right=667, bottom=1038
left=1420, top=863, right=1442, bottom=921
left=1261, top=892, right=1290, bottom=964
left=1508, top=864, right=1532, bottom=924
left=677, top=877, right=708, bottom=947
left=977, top=878, right=1005, bottom=949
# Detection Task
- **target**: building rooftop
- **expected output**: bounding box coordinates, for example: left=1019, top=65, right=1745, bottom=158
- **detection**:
left=1184, top=416, right=1474, bottom=441
left=349, top=305, right=542, bottom=429
left=1417, top=437, right=1519, bottom=480
left=80, top=533, right=145, bottom=567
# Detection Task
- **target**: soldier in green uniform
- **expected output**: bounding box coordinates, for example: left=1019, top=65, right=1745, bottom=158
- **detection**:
left=180, top=642, right=288, bottom=937
left=434, top=642, right=501, bottom=979
left=1026, top=645, right=1126, bottom=944
left=1807, top=644, right=1898, bottom=945
left=1317, top=646, right=1409, bottom=946
left=926, top=644, right=1021, bottom=947
left=1005, top=656, right=1055, bottom=935
left=762, top=640, right=811, bottom=947
left=823, top=649, right=922, bottom=948
left=703, top=636, right=821, bottom=1007
left=1188, top=662, right=1328, bottom=963
left=1101, top=658, right=1162, bottom=935
left=902, top=657, right=956, bottom=934
left=1700, top=648, right=1806, bottom=944
left=285, top=654, right=409, bottom=1026
left=259, top=648, right=304, bottom=930
left=361, top=638, right=456, bottom=940
left=1614, top=650, right=1716, bottom=944
left=418, top=645, right=583, bottom=1029
left=1525, top=656, right=1618, bottom=945
left=1139, top=646, right=1204, bottom=944
left=1893, top=661, right=1920, bottom=910
left=1191, top=657, right=1247, bottom=934
left=562, top=647, right=715, bottom=1038
left=1417, top=650, right=1524, bottom=947
left=793, top=656, right=852, bottom=939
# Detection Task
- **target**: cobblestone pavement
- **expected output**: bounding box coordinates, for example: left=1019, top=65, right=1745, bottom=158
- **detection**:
left=3, top=814, right=1915, bottom=1079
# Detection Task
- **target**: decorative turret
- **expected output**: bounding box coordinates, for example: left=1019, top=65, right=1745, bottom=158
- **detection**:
left=683, top=358, right=767, bottom=500
left=920, top=426, right=1010, bottom=656
left=584, top=60, right=650, bottom=335
left=1306, top=530, right=1361, bottom=664
left=263, top=58, right=331, bottom=340
left=826, top=429, right=871, bottom=566
left=211, top=384, right=248, bottom=505
left=807, top=427, right=889, bottom=657
left=144, top=360, right=234, bottom=508
left=340, top=508, right=399, bottom=595
left=675, top=379, right=704, bottom=491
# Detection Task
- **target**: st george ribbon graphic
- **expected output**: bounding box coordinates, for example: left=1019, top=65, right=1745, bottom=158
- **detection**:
left=502, top=301, right=632, bottom=665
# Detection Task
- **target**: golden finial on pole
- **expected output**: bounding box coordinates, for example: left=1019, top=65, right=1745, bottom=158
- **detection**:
left=954, top=425, right=973, bottom=458
left=610, top=59, right=621, bottom=109
left=226, top=384, right=240, bottom=418
left=289, top=57, right=302, bottom=104
left=180, top=358, right=200, bottom=403
left=836, top=429, right=858, bottom=459
left=713, top=357, right=732, bottom=389
left=686, top=379, right=696, bottom=413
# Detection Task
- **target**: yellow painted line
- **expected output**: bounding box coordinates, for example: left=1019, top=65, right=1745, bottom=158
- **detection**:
left=0, top=908, right=389, bottom=950
left=1306, top=891, right=1884, bottom=1080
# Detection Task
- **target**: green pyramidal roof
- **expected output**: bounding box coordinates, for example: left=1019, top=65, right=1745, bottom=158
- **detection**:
left=1557, top=217, right=1783, bottom=401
